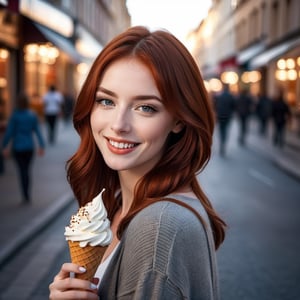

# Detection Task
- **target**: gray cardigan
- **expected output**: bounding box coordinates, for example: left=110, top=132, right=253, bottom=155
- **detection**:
left=99, top=194, right=219, bottom=299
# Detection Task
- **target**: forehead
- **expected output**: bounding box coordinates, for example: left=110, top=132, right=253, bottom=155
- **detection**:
left=99, top=58, right=158, bottom=91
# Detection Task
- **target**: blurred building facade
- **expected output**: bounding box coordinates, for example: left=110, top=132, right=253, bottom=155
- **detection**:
left=0, top=0, right=130, bottom=121
left=191, top=0, right=300, bottom=135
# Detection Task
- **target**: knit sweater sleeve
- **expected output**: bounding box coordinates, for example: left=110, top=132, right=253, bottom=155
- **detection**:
left=99, top=200, right=219, bottom=300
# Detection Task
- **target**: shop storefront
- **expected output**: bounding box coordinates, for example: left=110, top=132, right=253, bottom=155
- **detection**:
left=0, top=0, right=88, bottom=121
left=19, top=0, right=81, bottom=119
left=20, top=17, right=80, bottom=118
left=274, top=48, right=300, bottom=134
left=0, top=2, right=19, bottom=122
left=250, top=38, right=300, bottom=134
left=0, top=0, right=104, bottom=123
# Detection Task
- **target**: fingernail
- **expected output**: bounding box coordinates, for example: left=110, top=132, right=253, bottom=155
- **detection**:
left=79, top=266, right=86, bottom=273
left=90, top=283, right=98, bottom=289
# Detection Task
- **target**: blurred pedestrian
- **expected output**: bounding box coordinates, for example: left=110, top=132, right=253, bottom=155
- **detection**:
left=235, top=88, right=254, bottom=146
left=256, top=91, right=272, bottom=136
left=2, top=92, right=45, bottom=204
left=49, top=26, right=225, bottom=299
left=271, top=90, right=291, bottom=147
left=213, top=83, right=236, bottom=156
left=62, top=91, right=75, bottom=125
left=43, top=85, right=63, bottom=144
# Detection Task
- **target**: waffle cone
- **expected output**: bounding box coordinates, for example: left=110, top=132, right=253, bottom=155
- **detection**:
left=68, top=241, right=108, bottom=281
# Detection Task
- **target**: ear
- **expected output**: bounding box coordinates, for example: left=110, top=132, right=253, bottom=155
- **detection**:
left=172, top=121, right=184, bottom=134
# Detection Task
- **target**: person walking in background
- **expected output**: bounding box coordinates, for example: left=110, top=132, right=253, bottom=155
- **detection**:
left=256, top=91, right=272, bottom=136
left=2, top=92, right=45, bottom=204
left=43, top=85, right=63, bottom=144
left=49, top=26, right=225, bottom=299
left=271, top=90, right=291, bottom=147
left=235, top=88, right=254, bottom=146
left=62, top=91, right=75, bottom=125
left=213, top=83, right=236, bottom=156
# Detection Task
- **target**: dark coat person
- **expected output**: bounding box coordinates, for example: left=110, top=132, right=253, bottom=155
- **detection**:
left=213, top=84, right=236, bottom=156
left=271, top=91, right=291, bottom=147
left=256, top=92, right=272, bottom=136
left=235, top=88, right=253, bottom=145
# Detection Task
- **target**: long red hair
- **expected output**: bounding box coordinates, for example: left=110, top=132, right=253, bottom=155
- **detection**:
left=67, top=26, right=225, bottom=249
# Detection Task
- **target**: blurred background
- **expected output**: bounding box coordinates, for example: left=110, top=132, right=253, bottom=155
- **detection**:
left=0, top=1, right=300, bottom=299
left=0, top=0, right=300, bottom=134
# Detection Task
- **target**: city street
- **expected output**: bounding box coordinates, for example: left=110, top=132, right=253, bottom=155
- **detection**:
left=1, top=1, right=300, bottom=299
left=200, top=122, right=300, bottom=300
left=0, top=119, right=300, bottom=300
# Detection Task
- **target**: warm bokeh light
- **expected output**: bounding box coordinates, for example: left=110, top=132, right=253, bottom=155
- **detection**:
left=287, top=69, right=297, bottom=80
left=241, top=71, right=261, bottom=83
left=277, top=59, right=286, bottom=70
left=220, top=71, right=239, bottom=84
left=0, top=48, right=9, bottom=60
left=286, top=58, right=295, bottom=69
left=0, top=77, right=7, bottom=87
left=24, top=43, right=59, bottom=64
left=77, top=62, right=89, bottom=75
left=208, top=78, right=222, bottom=92
left=275, top=70, right=287, bottom=81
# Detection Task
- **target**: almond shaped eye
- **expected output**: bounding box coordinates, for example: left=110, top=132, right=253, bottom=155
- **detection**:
left=138, top=105, right=157, bottom=113
left=96, top=98, right=114, bottom=106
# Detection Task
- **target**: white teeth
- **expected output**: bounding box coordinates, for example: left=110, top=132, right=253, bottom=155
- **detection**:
left=109, top=140, right=136, bottom=149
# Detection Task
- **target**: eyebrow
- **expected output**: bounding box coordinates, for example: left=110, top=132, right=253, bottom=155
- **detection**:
left=97, top=86, right=162, bottom=102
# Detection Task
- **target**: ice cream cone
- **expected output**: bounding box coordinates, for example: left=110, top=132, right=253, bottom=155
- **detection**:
left=68, top=240, right=108, bottom=281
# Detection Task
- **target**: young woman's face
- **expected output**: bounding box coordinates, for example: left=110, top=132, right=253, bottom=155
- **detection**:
left=90, top=58, right=182, bottom=176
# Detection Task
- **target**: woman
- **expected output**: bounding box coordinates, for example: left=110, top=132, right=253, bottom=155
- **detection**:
left=2, top=92, right=45, bottom=203
left=49, top=26, right=226, bottom=299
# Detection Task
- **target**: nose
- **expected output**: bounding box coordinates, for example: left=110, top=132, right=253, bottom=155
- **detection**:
left=110, top=107, right=131, bottom=133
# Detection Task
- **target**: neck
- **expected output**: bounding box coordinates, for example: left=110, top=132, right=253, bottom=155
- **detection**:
left=118, top=170, right=140, bottom=217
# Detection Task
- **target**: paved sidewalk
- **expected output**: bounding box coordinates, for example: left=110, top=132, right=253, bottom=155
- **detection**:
left=246, top=120, right=300, bottom=181
left=0, top=118, right=299, bottom=268
left=0, top=121, right=79, bottom=267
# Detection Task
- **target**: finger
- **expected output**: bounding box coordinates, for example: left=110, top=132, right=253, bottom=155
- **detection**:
left=55, top=263, right=86, bottom=280
left=50, top=288, right=99, bottom=300
left=49, top=277, right=98, bottom=297
left=63, top=277, right=98, bottom=292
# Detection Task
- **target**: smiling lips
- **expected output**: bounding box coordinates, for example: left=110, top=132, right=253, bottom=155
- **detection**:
left=107, top=138, right=139, bottom=154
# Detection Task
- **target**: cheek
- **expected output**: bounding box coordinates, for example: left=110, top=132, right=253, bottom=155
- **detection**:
left=145, top=123, right=172, bottom=146
left=90, top=111, right=104, bottom=132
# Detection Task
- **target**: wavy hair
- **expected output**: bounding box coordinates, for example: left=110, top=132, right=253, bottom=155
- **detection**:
left=67, top=26, right=225, bottom=249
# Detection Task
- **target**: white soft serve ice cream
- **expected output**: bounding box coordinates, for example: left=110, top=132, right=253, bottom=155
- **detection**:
left=65, top=189, right=113, bottom=247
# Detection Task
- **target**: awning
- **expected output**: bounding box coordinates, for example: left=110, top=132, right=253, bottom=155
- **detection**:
left=237, top=43, right=265, bottom=65
left=75, top=24, right=103, bottom=61
left=250, top=37, right=300, bottom=69
left=35, top=23, right=83, bottom=63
